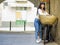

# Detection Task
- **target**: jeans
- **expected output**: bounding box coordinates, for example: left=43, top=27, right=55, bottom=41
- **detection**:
left=34, top=18, right=42, bottom=40
left=34, top=18, right=53, bottom=40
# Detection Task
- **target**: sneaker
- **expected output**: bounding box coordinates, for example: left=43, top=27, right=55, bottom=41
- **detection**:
left=45, top=40, right=48, bottom=43
left=36, top=39, right=42, bottom=43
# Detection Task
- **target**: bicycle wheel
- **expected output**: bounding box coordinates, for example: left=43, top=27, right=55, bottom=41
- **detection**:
left=44, top=26, right=47, bottom=45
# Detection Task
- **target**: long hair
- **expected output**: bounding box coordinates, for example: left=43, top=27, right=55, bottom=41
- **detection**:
left=38, top=2, right=45, bottom=10
left=37, top=2, right=45, bottom=14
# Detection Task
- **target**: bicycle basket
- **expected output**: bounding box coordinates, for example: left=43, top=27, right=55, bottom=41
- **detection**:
left=39, top=15, right=57, bottom=25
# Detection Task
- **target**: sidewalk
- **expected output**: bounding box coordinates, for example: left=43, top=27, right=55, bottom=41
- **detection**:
left=0, top=32, right=58, bottom=45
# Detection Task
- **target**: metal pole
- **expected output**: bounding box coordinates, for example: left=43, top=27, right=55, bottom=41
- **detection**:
left=10, top=21, right=11, bottom=31
left=24, top=21, right=26, bottom=31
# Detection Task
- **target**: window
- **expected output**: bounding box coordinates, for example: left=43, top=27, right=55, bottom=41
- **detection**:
left=4, top=2, right=8, bottom=6
left=24, top=7, right=27, bottom=10
left=16, top=12, right=22, bottom=19
left=16, top=7, right=23, bottom=10
left=27, top=7, right=31, bottom=10
left=16, top=7, right=27, bottom=10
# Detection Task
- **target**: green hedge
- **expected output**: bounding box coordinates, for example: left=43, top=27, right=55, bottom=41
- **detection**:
left=16, top=20, right=26, bottom=25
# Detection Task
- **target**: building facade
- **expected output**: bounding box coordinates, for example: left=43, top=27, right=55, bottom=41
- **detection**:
left=0, top=0, right=37, bottom=31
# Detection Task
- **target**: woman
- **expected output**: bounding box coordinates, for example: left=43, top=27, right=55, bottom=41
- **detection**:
left=34, top=2, right=49, bottom=43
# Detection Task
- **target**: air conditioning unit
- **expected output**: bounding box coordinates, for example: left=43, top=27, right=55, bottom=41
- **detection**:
left=4, top=2, right=8, bottom=6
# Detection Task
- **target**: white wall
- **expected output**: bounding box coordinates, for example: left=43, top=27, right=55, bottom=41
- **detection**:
left=6, top=0, right=15, bottom=3
left=0, top=4, right=2, bottom=26
left=2, top=6, right=37, bottom=22
left=0, top=0, right=37, bottom=31
left=2, top=6, right=16, bottom=21
left=26, top=7, right=37, bottom=22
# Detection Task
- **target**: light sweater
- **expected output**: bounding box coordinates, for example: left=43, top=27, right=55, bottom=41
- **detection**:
left=36, top=9, right=49, bottom=19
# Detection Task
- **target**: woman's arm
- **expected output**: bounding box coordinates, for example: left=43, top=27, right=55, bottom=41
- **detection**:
left=45, top=12, right=49, bottom=15
left=38, top=9, right=41, bottom=15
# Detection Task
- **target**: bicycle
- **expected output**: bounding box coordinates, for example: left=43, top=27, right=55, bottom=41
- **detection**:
left=39, top=15, right=58, bottom=45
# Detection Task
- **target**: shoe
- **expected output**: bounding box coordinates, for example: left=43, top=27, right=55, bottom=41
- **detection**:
left=36, top=39, right=42, bottom=43
left=45, top=40, right=48, bottom=43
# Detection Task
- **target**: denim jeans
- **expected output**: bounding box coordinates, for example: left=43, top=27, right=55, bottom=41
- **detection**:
left=34, top=18, right=42, bottom=40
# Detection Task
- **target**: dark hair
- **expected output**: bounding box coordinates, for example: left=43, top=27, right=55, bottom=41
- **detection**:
left=38, top=2, right=45, bottom=10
